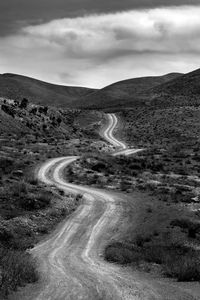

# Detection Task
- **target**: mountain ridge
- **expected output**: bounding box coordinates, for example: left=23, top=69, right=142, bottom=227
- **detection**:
left=0, top=73, right=97, bottom=108
left=2, top=69, right=200, bottom=110
left=74, top=72, right=183, bottom=110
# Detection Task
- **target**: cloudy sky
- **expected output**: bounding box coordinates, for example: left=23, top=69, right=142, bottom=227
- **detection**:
left=1, top=0, right=200, bottom=88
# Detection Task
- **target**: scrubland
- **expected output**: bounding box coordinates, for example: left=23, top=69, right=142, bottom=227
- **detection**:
left=65, top=105, right=200, bottom=282
left=0, top=97, right=103, bottom=297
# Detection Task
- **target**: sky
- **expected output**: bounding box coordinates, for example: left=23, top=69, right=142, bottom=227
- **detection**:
left=1, top=0, right=200, bottom=88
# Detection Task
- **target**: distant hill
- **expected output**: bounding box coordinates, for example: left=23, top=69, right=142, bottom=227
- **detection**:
left=143, top=68, right=200, bottom=107
left=74, top=73, right=182, bottom=110
left=149, top=68, right=200, bottom=97
left=0, top=73, right=97, bottom=108
left=3, top=69, right=200, bottom=110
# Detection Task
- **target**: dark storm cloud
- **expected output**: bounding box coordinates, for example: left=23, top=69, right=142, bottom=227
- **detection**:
left=0, top=0, right=200, bottom=35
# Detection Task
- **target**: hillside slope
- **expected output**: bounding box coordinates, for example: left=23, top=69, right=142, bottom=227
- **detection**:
left=150, top=68, right=200, bottom=96
left=0, top=73, right=97, bottom=108
left=3, top=69, right=200, bottom=110
left=145, top=68, right=200, bottom=107
left=75, top=73, right=182, bottom=110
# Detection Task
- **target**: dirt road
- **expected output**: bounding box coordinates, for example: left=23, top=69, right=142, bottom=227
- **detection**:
left=14, top=113, right=198, bottom=300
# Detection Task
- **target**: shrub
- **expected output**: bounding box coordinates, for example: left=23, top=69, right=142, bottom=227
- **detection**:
left=171, top=218, right=200, bottom=238
left=143, top=245, right=172, bottom=264
left=135, top=234, right=152, bottom=247
left=0, top=226, right=13, bottom=243
left=105, top=241, right=200, bottom=281
left=105, top=242, right=142, bottom=265
left=0, top=248, right=38, bottom=296
left=11, top=181, right=28, bottom=197
left=91, top=162, right=107, bottom=172
left=30, top=107, right=37, bottom=114
left=0, top=158, right=14, bottom=174
left=27, top=177, right=38, bottom=186
left=59, top=189, right=65, bottom=196
left=19, top=192, right=51, bottom=211
left=146, top=207, right=153, bottom=213
left=36, top=192, right=51, bottom=207
left=19, top=98, right=28, bottom=109
left=1, top=104, right=15, bottom=117
left=120, top=180, right=132, bottom=191
left=164, top=250, right=200, bottom=281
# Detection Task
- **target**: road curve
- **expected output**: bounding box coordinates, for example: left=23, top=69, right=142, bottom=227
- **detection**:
left=104, top=113, right=144, bottom=156
left=16, top=113, right=197, bottom=300
left=103, top=113, right=126, bottom=149
left=20, top=112, right=154, bottom=300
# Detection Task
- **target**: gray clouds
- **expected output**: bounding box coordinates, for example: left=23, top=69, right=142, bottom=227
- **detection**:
left=1, top=5, right=200, bottom=87
left=21, top=7, right=200, bottom=55
left=0, top=0, right=200, bottom=35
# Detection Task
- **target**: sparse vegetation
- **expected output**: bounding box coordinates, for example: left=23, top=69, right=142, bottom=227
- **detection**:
left=62, top=119, right=200, bottom=283
left=1, top=66, right=200, bottom=293
left=0, top=97, right=102, bottom=297
left=105, top=242, right=200, bottom=281
left=119, top=107, right=200, bottom=151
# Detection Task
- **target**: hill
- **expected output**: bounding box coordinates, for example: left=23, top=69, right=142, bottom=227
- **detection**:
left=75, top=73, right=182, bottom=110
left=0, top=73, right=97, bottom=108
left=3, top=68, right=200, bottom=110
left=150, top=68, right=200, bottom=96
left=145, top=68, right=200, bottom=107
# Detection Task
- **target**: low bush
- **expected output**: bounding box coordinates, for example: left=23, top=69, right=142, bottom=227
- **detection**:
left=171, top=218, right=200, bottom=238
left=105, top=242, right=142, bottom=265
left=26, top=176, right=38, bottom=186
left=18, top=192, right=51, bottom=211
left=0, top=226, right=13, bottom=243
left=0, top=248, right=38, bottom=296
left=11, top=181, right=28, bottom=197
left=135, top=234, right=152, bottom=247
left=36, top=192, right=51, bottom=208
left=164, top=250, right=200, bottom=281
left=105, top=241, right=200, bottom=281
left=0, top=158, right=14, bottom=175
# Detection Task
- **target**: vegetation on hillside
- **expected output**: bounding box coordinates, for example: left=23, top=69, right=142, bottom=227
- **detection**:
left=65, top=112, right=200, bottom=282
left=119, top=106, right=200, bottom=149
left=74, top=73, right=182, bottom=110
left=74, top=67, right=200, bottom=110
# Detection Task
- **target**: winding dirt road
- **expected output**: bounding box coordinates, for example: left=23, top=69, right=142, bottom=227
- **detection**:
left=15, top=113, right=198, bottom=300
left=104, top=113, right=143, bottom=156
left=104, top=113, right=126, bottom=150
